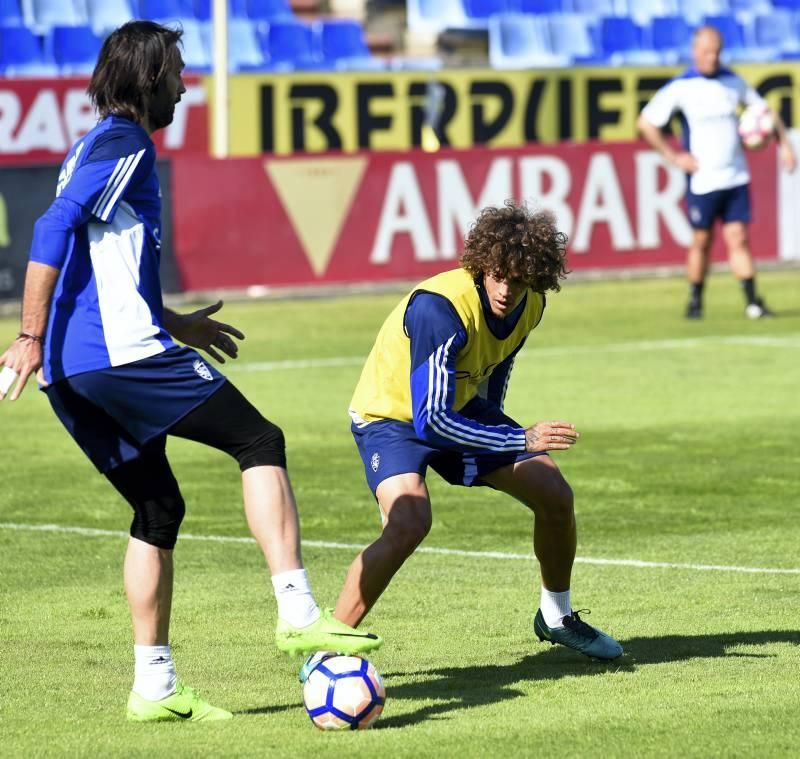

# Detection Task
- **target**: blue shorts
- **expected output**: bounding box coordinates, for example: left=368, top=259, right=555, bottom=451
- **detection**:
left=686, top=183, right=751, bottom=229
left=352, top=400, right=543, bottom=495
left=45, top=346, right=226, bottom=473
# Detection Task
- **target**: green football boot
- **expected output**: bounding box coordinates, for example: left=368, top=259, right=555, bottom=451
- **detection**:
left=126, top=680, right=233, bottom=722
left=534, top=609, right=623, bottom=660
left=275, top=608, right=383, bottom=657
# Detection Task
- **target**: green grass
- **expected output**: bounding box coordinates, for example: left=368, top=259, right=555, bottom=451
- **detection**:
left=1, top=271, right=799, bottom=758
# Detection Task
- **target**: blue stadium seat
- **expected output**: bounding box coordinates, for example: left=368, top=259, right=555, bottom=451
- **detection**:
left=625, top=0, right=679, bottom=24
left=728, top=0, right=772, bottom=13
left=651, top=14, right=691, bottom=63
left=547, top=13, right=602, bottom=63
left=86, top=0, right=134, bottom=35
left=51, top=24, right=101, bottom=74
left=316, top=18, right=384, bottom=69
left=407, top=0, right=468, bottom=33
left=0, top=24, right=57, bottom=74
left=0, top=0, right=24, bottom=26
left=703, top=13, right=773, bottom=60
left=772, top=0, right=800, bottom=8
left=29, top=0, right=87, bottom=30
left=463, top=0, right=507, bottom=21
left=753, top=9, right=800, bottom=57
left=227, top=17, right=264, bottom=69
left=677, top=0, right=729, bottom=24
left=516, top=0, right=564, bottom=12
left=136, top=0, right=193, bottom=20
left=599, top=16, right=661, bottom=64
left=570, top=0, right=616, bottom=14
left=488, top=13, right=568, bottom=68
left=258, top=18, right=317, bottom=69
left=247, top=0, right=292, bottom=20
left=179, top=18, right=210, bottom=70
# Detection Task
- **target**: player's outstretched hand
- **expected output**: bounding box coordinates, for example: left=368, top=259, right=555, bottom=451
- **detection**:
left=780, top=142, right=797, bottom=174
left=0, top=335, right=43, bottom=402
left=524, top=421, right=579, bottom=453
left=171, top=300, right=245, bottom=363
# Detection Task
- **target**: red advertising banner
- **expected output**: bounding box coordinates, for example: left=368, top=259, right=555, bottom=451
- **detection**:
left=171, top=142, right=778, bottom=292
left=0, top=75, right=208, bottom=164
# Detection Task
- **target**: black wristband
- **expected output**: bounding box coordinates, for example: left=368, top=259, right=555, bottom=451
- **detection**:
left=17, top=331, right=44, bottom=344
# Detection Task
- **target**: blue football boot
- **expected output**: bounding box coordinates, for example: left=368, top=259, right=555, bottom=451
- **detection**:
left=534, top=609, right=623, bottom=660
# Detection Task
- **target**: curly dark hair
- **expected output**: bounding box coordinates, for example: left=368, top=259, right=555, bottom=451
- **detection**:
left=460, top=202, right=569, bottom=293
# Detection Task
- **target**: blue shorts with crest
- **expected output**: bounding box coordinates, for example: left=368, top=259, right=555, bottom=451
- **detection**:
left=686, top=183, right=751, bottom=229
left=352, top=397, right=544, bottom=495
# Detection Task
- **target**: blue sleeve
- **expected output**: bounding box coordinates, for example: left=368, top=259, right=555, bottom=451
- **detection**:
left=405, top=293, right=527, bottom=454
left=59, top=133, right=154, bottom=223
left=28, top=196, right=92, bottom=269
left=485, top=338, right=526, bottom=410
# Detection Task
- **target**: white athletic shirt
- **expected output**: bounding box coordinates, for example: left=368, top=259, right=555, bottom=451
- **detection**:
left=640, top=66, right=766, bottom=195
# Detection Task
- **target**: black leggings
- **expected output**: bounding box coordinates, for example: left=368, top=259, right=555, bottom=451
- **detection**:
left=106, top=381, right=285, bottom=549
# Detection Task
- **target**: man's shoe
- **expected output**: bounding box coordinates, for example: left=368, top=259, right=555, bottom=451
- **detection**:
left=685, top=300, right=703, bottom=319
left=298, top=651, right=337, bottom=684
left=275, top=608, right=383, bottom=657
left=534, top=609, right=623, bottom=660
left=745, top=298, right=774, bottom=319
left=126, top=680, right=233, bottom=722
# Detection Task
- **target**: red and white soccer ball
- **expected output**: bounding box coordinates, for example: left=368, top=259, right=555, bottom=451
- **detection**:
left=738, top=104, right=775, bottom=150
left=302, top=654, right=385, bottom=730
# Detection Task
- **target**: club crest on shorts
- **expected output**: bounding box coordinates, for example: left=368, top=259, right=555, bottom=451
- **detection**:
left=193, top=359, right=213, bottom=381
left=371, top=452, right=380, bottom=472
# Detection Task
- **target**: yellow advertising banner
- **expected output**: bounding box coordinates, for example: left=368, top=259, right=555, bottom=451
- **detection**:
left=214, top=63, right=800, bottom=156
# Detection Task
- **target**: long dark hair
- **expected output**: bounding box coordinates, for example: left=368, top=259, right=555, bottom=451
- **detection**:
left=87, top=21, right=183, bottom=124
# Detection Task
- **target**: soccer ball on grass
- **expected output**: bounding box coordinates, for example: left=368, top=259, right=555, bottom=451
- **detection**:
left=738, top=104, right=775, bottom=150
left=302, top=653, right=385, bottom=730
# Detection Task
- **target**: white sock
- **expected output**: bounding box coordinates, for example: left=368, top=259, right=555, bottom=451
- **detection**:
left=133, top=645, right=178, bottom=701
left=540, top=588, right=572, bottom=629
left=271, top=568, right=320, bottom=628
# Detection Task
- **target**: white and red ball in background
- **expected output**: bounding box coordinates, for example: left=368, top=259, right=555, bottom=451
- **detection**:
left=738, top=104, right=775, bottom=150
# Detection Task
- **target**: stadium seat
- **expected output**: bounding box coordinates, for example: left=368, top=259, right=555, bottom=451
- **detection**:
left=179, top=18, right=210, bottom=69
left=0, top=0, right=24, bottom=26
left=547, top=13, right=602, bottom=64
left=702, top=13, right=772, bottom=60
left=488, top=13, right=568, bottom=68
left=624, top=0, right=679, bottom=24
left=0, top=24, right=57, bottom=74
left=406, top=0, right=468, bottom=34
left=772, top=0, right=800, bottom=9
left=752, top=9, right=800, bottom=57
left=728, top=0, right=773, bottom=13
left=50, top=24, right=101, bottom=73
left=136, top=0, right=194, bottom=20
left=316, top=18, right=384, bottom=70
left=570, top=0, right=617, bottom=15
left=258, top=18, right=317, bottom=69
left=246, top=0, right=292, bottom=20
left=651, top=14, right=692, bottom=63
left=677, top=0, right=729, bottom=24
left=85, top=0, right=134, bottom=35
left=516, top=0, right=564, bottom=12
left=463, top=0, right=507, bottom=22
left=28, top=0, right=87, bottom=31
left=598, top=16, right=661, bottom=65
left=200, top=16, right=264, bottom=69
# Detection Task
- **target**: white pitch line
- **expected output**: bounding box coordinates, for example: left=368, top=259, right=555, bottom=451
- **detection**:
left=227, top=334, right=800, bottom=373
left=2, top=522, right=798, bottom=575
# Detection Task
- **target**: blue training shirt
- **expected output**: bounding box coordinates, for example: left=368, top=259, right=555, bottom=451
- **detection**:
left=403, top=286, right=530, bottom=455
left=30, top=115, right=176, bottom=383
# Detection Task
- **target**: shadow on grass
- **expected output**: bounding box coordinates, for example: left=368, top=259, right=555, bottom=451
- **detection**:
left=375, top=629, right=800, bottom=728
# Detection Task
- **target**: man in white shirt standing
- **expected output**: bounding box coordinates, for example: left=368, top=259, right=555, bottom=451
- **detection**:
left=638, top=25, right=796, bottom=320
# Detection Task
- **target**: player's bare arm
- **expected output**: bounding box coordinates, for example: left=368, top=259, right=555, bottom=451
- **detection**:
left=0, top=261, right=59, bottom=401
left=524, top=421, right=580, bottom=453
left=163, top=300, right=245, bottom=364
left=637, top=115, right=699, bottom=174
left=769, top=110, right=798, bottom=173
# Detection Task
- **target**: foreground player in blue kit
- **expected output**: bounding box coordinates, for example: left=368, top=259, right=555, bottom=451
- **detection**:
left=302, top=203, right=622, bottom=683
left=0, top=21, right=380, bottom=722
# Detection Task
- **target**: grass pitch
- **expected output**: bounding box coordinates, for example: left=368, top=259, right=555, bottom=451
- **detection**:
left=1, top=270, right=799, bottom=758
